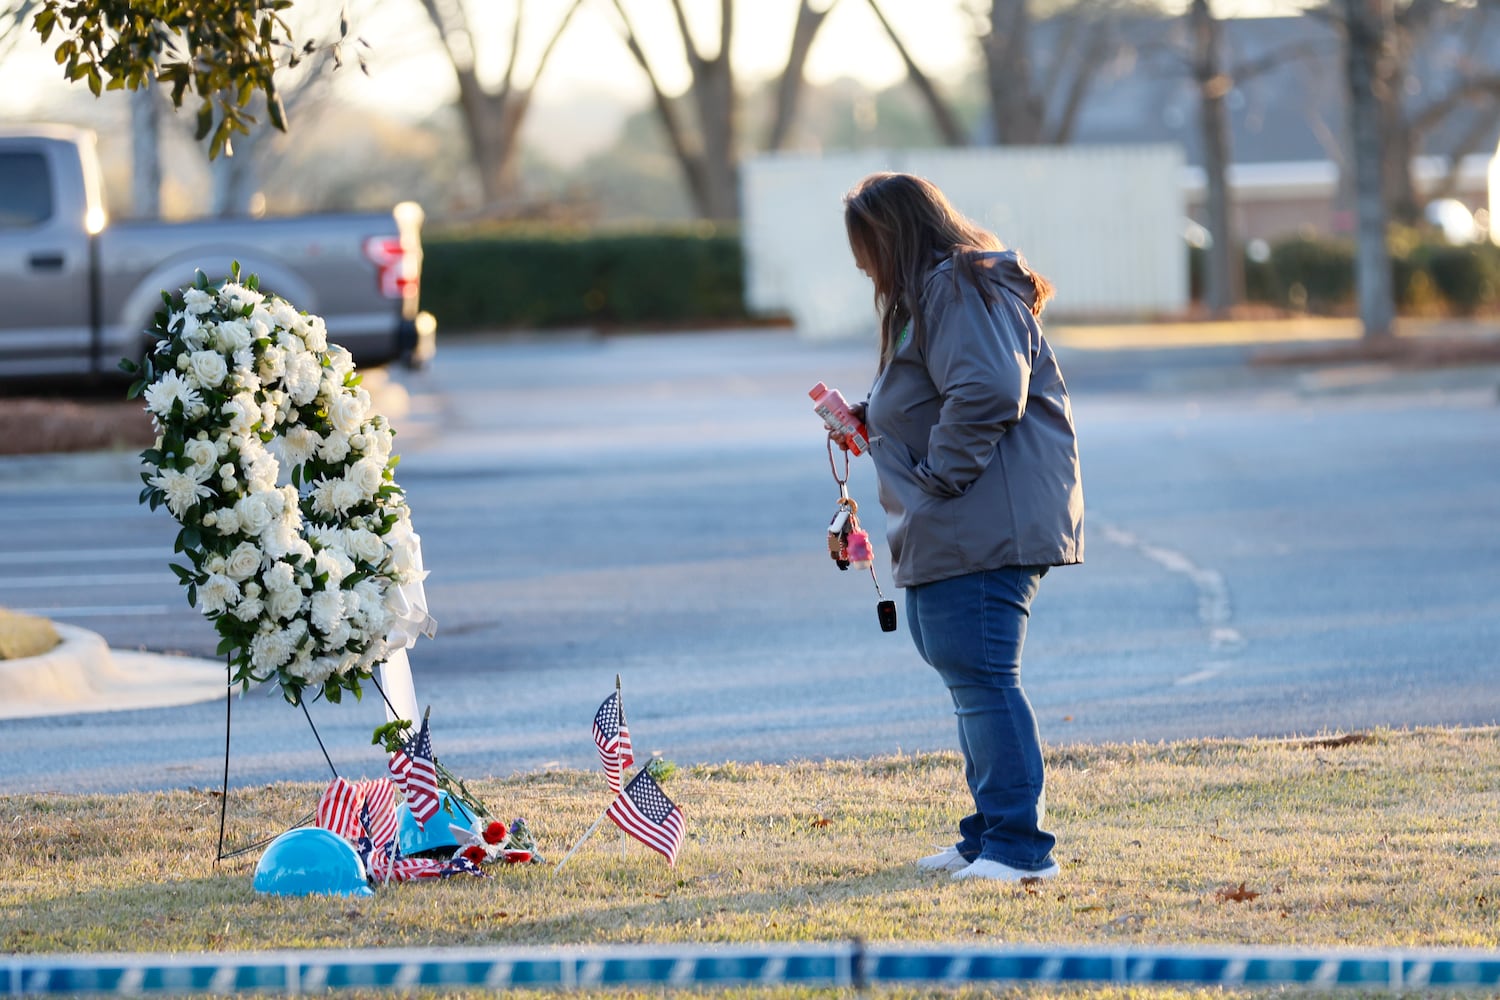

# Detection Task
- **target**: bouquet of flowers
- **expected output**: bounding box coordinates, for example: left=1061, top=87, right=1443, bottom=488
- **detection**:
left=124, top=265, right=424, bottom=706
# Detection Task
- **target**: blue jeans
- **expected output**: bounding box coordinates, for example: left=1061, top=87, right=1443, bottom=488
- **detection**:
left=906, top=567, right=1055, bottom=870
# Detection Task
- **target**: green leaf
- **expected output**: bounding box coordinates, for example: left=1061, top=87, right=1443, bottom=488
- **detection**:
left=186, top=583, right=197, bottom=607
left=118, top=357, right=138, bottom=374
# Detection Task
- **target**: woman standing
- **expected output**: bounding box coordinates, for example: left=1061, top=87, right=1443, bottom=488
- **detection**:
left=842, top=172, right=1084, bottom=882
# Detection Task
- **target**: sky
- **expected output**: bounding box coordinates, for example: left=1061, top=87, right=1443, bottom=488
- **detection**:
left=0, top=0, right=1309, bottom=120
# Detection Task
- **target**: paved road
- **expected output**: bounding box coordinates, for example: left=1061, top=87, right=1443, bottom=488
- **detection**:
left=2, top=329, right=1497, bottom=794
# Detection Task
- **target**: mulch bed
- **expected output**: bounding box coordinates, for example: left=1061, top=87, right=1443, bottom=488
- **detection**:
left=0, top=397, right=156, bottom=456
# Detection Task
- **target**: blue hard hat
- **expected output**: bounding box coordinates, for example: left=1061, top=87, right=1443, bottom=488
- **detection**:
left=253, top=828, right=373, bottom=898
left=396, top=791, right=474, bottom=858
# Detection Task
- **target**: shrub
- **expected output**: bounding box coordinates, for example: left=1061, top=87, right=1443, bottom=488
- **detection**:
left=1422, top=243, right=1500, bottom=316
left=420, top=225, right=748, bottom=332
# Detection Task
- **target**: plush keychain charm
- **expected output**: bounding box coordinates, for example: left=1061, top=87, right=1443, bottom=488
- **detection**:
left=825, top=438, right=897, bottom=632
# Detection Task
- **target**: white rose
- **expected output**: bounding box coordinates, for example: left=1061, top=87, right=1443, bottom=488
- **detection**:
left=183, top=438, right=218, bottom=479
left=267, top=586, right=303, bottom=621
left=349, top=456, right=385, bottom=498
left=328, top=388, right=370, bottom=436
left=235, top=492, right=275, bottom=534
left=187, top=350, right=228, bottom=389
left=215, top=319, right=252, bottom=352
left=325, top=345, right=355, bottom=380
left=344, top=528, right=387, bottom=566
left=224, top=541, right=262, bottom=582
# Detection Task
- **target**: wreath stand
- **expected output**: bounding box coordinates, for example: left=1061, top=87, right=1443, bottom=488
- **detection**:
left=213, top=643, right=436, bottom=863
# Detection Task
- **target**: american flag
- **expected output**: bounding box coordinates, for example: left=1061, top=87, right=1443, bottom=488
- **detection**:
left=606, top=769, right=684, bottom=866
left=316, top=777, right=362, bottom=841
left=388, top=714, right=440, bottom=827
left=360, top=779, right=400, bottom=850
left=592, top=691, right=635, bottom=793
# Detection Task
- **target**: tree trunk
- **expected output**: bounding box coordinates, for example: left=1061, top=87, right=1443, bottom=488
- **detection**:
left=1190, top=0, right=1242, bottom=315
left=766, top=0, right=840, bottom=151
left=421, top=0, right=583, bottom=215
left=985, top=0, right=1044, bottom=144
left=1341, top=0, right=1396, bottom=340
left=130, top=87, right=161, bottom=219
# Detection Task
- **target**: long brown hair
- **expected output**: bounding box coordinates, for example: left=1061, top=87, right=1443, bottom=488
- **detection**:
left=844, top=172, right=1053, bottom=370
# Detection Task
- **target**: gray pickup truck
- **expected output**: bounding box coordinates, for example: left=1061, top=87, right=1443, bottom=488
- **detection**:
left=0, top=124, right=435, bottom=380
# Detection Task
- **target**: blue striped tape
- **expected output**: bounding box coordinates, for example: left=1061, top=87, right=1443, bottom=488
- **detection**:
left=4, top=944, right=1499, bottom=994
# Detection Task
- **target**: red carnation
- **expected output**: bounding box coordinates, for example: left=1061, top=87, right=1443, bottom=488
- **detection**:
left=502, top=850, right=531, bottom=864
left=483, top=821, right=508, bottom=845
left=462, top=845, right=488, bottom=865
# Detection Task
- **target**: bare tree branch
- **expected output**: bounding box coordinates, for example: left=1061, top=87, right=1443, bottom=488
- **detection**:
left=864, top=0, right=967, bottom=145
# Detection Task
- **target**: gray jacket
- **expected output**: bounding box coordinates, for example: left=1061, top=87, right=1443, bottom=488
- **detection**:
left=864, top=250, right=1084, bottom=588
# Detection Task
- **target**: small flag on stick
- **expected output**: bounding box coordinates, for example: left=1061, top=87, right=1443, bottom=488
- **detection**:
left=592, top=690, right=634, bottom=793
left=606, top=769, right=684, bottom=866
left=388, top=708, right=440, bottom=827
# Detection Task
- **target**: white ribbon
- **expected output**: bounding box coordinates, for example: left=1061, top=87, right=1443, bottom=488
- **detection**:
left=378, top=527, right=436, bottom=725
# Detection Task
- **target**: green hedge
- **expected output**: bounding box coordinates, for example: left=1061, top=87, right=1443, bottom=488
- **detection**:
left=419, top=225, right=748, bottom=332
left=1191, top=235, right=1500, bottom=315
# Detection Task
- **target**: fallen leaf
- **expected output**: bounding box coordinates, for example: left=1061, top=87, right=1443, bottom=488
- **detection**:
left=1216, top=882, right=1261, bottom=903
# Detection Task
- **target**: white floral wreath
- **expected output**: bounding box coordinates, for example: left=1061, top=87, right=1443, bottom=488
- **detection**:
left=126, top=265, right=424, bottom=706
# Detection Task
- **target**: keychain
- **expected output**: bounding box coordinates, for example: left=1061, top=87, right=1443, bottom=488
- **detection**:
left=827, top=439, right=898, bottom=633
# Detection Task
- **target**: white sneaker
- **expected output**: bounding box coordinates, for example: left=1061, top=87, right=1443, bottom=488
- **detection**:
left=951, top=858, right=1060, bottom=882
left=916, top=846, right=972, bottom=872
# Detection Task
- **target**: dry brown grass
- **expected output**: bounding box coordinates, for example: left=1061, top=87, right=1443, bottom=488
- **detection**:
left=2, top=727, right=1496, bottom=972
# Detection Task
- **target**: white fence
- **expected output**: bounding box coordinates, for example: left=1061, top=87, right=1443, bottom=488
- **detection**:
left=741, top=146, right=1187, bottom=339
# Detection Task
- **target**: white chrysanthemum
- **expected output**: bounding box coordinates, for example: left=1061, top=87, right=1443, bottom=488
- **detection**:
left=313, top=547, right=354, bottom=586
left=260, top=519, right=301, bottom=560
left=224, top=541, right=262, bottom=582
left=303, top=315, right=329, bottom=352
left=243, top=445, right=279, bottom=494
left=263, top=561, right=296, bottom=592
left=221, top=393, right=259, bottom=437
left=269, top=298, right=301, bottom=329
left=143, top=371, right=204, bottom=420
left=309, top=478, right=339, bottom=517
left=185, top=350, right=227, bottom=390
left=182, top=288, right=215, bottom=315
left=258, top=344, right=287, bottom=381
left=324, top=619, right=352, bottom=650
left=199, top=572, right=239, bottom=616
left=284, top=350, right=322, bottom=406
left=331, top=480, right=362, bottom=513
left=307, top=524, right=342, bottom=550
left=250, top=628, right=295, bottom=671
left=220, top=282, right=265, bottom=313
left=318, top=431, right=352, bottom=464
left=148, top=467, right=213, bottom=518
left=310, top=589, right=345, bottom=634
left=276, top=423, right=320, bottom=470
left=232, top=594, right=265, bottom=622
left=212, top=506, right=241, bottom=535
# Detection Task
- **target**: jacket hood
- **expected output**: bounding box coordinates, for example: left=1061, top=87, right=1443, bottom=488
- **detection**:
left=932, top=250, right=1039, bottom=311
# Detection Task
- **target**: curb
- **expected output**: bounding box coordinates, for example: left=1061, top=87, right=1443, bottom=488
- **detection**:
left=0, top=623, right=225, bottom=720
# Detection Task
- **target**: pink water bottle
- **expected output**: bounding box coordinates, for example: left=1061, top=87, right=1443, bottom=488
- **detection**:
left=810, top=382, right=868, bottom=455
